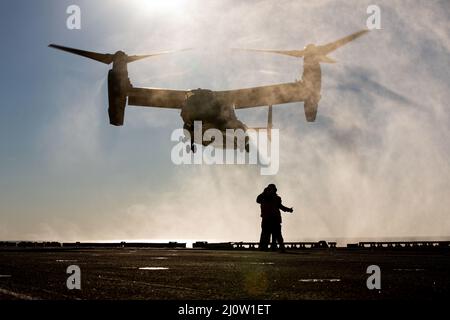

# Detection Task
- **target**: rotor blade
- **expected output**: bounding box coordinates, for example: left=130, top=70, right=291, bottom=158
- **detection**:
left=49, top=44, right=114, bottom=64
left=127, top=50, right=182, bottom=63
left=317, top=29, right=369, bottom=55
left=233, top=48, right=305, bottom=58
left=317, top=55, right=337, bottom=63
left=126, top=55, right=157, bottom=63
left=126, top=48, right=191, bottom=63
left=234, top=29, right=369, bottom=59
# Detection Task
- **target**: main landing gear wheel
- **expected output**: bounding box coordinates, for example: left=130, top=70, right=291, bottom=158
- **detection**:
left=186, top=143, right=197, bottom=153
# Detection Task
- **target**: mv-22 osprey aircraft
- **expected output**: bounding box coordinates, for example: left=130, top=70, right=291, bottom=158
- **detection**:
left=49, top=29, right=369, bottom=152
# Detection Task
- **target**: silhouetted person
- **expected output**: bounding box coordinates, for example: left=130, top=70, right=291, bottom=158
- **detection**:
left=256, top=184, right=293, bottom=252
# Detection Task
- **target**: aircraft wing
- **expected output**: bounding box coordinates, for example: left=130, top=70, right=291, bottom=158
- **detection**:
left=127, top=87, right=189, bottom=109
left=215, top=81, right=309, bottom=109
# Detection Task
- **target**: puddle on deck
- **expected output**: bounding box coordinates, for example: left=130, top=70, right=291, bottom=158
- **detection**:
left=298, top=279, right=341, bottom=283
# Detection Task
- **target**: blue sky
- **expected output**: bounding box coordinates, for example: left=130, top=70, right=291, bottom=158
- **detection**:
left=0, top=0, right=449, bottom=242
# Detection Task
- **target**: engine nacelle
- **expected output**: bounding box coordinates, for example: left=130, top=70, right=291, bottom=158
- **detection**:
left=301, top=60, right=322, bottom=122
left=107, top=70, right=128, bottom=126
left=304, top=98, right=319, bottom=122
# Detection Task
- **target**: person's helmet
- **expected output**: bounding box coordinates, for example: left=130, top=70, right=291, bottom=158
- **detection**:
left=267, top=184, right=277, bottom=192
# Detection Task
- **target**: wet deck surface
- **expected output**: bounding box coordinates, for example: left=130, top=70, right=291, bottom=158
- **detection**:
left=0, top=248, right=449, bottom=300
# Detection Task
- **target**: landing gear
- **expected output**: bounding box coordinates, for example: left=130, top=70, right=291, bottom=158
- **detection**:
left=239, top=142, right=250, bottom=153
left=182, top=128, right=197, bottom=153
left=186, top=143, right=197, bottom=153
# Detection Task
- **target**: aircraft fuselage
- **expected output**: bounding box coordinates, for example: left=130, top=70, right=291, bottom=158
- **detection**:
left=180, top=89, right=247, bottom=147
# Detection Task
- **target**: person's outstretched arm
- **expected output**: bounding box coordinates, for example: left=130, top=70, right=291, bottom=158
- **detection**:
left=278, top=197, right=293, bottom=213
left=280, top=204, right=293, bottom=213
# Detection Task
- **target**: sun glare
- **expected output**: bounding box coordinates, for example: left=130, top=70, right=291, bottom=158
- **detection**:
left=140, top=0, right=187, bottom=14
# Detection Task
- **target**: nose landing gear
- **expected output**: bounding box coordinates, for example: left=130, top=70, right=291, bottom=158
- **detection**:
left=185, top=142, right=197, bottom=153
